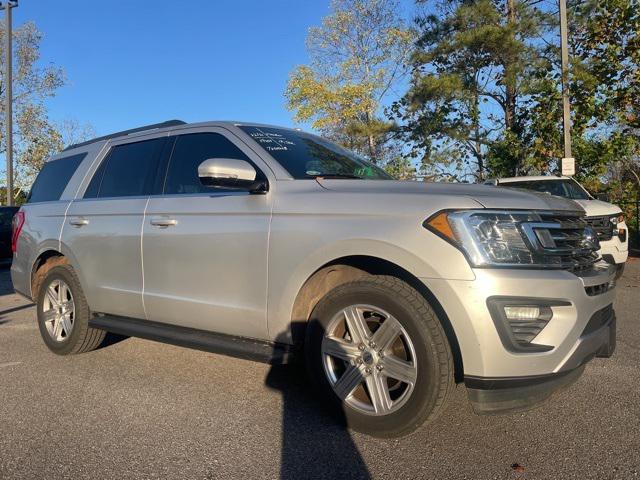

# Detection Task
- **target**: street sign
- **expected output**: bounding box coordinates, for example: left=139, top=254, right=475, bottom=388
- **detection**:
left=561, top=157, right=575, bottom=176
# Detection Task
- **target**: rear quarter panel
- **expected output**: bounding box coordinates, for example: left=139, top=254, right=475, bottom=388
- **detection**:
left=10, top=202, right=70, bottom=297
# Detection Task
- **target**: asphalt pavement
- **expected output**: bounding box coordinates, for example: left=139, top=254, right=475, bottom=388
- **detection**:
left=1, top=260, right=639, bottom=479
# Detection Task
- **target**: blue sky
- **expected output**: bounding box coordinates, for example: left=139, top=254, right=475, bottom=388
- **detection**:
left=17, top=0, right=335, bottom=136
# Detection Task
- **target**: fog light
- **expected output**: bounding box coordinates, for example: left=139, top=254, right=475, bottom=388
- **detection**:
left=502, top=305, right=553, bottom=344
left=487, top=298, right=567, bottom=352
left=504, top=306, right=540, bottom=320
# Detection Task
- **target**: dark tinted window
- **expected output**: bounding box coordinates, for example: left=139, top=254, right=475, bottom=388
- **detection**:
left=504, top=180, right=590, bottom=200
left=84, top=138, right=166, bottom=198
left=238, top=126, right=392, bottom=180
left=164, top=133, right=252, bottom=194
left=27, top=153, right=86, bottom=203
left=83, top=159, right=107, bottom=199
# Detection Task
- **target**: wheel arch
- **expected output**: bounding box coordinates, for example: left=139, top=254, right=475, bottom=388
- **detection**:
left=30, top=243, right=89, bottom=302
left=30, top=249, right=66, bottom=298
left=289, top=254, right=464, bottom=383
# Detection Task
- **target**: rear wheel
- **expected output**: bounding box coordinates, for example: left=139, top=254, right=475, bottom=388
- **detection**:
left=36, top=262, right=105, bottom=355
left=305, top=275, right=454, bottom=438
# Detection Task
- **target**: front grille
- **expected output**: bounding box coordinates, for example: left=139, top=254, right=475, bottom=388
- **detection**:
left=585, top=215, right=613, bottom=241
left=585, top=281, right=614, bottom=297
left=529, top=213, right=601, bottom=272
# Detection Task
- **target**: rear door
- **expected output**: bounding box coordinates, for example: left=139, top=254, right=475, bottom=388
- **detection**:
left=62, top=135, right=170, bottom=319
left=142, top=128, right=273, bottom=339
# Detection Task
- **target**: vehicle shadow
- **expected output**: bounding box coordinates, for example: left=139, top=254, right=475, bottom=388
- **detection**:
left=265, top=325, right=371, bottom=480
left=95, top=332, right=129, bottom=350
left=0, top=263, right=16, bottom=296
left=0, top=265, right=34, bottom=326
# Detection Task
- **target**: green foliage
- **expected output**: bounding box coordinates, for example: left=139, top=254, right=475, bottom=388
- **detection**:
left=383, top=156, right=416, bottom=179
left=284, top=0, right=637, bottom=197
left=285, top=0, right=413, bottom=164
left=524, top=0, right=640, bottom=204
left=388, top=0, right=638, bottom=192
left=0, top=22, right=94, bottom=201
left=0, top=22, right=65, bottom=193
left=393, top=0, right=553, bottom=180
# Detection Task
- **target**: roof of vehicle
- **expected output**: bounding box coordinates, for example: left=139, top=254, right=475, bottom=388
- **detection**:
left=497, top=175, right=571, bottom=183
left=61, top=119, right=306, bottom=153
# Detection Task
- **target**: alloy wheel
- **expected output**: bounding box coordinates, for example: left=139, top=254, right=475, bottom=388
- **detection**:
left=321, top=304, right=418, bottom=416
left=42, top=279, right=75, bottom=342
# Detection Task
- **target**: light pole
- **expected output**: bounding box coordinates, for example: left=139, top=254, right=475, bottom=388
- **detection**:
left=559, top=0, right=574, bottom=176
left=1, top=0, right=17, bottom=206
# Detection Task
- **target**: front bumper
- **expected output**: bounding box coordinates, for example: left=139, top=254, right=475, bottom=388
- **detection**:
left=465, top=307, right=615, bottom=414
left=599, top=221, right=629, bottom=265
left=422, top=262, right=617, bottom=413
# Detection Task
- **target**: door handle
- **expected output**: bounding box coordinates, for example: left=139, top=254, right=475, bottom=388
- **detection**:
left=69, top=217, right=89, bottom=227
left=150, top=217, right=177, bottom=227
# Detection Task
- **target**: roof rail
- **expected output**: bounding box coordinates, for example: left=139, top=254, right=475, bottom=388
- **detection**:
left=62, top=119, right=187, bottom=151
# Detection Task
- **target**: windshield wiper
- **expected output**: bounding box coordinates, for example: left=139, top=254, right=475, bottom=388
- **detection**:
left=309, top=173, right=363, bottom=179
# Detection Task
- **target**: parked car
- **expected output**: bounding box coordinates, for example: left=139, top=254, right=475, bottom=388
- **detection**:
left=485, top=176, right=628, bottom=277
left=11, top=120, right=617, bottom=437
left=0, top=205, right=20, bottom=261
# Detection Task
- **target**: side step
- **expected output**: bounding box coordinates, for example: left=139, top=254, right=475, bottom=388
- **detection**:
left=89, top=315, right=297, bottom=365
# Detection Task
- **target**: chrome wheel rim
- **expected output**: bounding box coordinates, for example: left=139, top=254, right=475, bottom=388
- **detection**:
left=321, top=304, right=418, bottom=416
left=42, top=279, right=75, bottom=342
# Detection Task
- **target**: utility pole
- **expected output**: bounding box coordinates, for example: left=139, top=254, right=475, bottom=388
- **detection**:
left=559, top=0, right=574, bottom=176
left=1, top=1, right=17, bottom=206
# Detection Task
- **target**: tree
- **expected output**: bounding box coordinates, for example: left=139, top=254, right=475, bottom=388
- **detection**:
left=0, top=21, right=66, bottom=193
left=393, top=0, right=553, bottom=181
left=525, top=0, right=639, bottom=187
left=285, top=0, right=413, bottom=165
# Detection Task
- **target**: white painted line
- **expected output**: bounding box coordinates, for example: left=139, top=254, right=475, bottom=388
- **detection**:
left=0, top=362, right=22, bottom=369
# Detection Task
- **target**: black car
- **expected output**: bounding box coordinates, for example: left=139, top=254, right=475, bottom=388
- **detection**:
left=0, top=206, right=19, bottom=261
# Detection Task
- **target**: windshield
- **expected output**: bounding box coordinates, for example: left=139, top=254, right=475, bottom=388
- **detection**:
left=502, top=179, right=590, bottom=200
left=239, top=126, right=393, bottom=180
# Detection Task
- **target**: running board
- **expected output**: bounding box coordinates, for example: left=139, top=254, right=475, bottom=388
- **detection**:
left=89, top=315, right=297, bottom=365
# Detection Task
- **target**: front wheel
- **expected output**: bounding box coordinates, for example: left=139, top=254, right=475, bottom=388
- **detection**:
left=305, top=276, right=454, bottom=438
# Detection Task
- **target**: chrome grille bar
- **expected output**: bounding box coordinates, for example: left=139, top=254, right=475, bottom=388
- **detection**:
left=523, top=212, right=601, bottom=272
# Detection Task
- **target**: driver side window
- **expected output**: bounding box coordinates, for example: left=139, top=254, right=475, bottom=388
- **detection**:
left=163, top=133, right=251, bottom=194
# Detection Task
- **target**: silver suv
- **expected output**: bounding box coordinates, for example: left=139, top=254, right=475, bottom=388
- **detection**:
left=11, top=120, right=617, bottom=438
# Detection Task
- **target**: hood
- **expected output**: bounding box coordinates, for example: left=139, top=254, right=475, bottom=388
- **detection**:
left=316, top=179, right=585, bottom=213
left=571, top=198, right=622, bottom=217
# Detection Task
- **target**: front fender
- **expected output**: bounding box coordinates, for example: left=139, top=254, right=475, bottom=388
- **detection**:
left=266, top=237, right=471, bottom=343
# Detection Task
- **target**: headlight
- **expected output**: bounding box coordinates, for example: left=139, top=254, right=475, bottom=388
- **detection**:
left=610, top=214, right=624, bottom=225
left=424, top=210, right=597, bottom=268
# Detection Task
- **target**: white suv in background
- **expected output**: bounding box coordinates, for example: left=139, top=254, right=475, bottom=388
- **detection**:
left=487, top=176, right=628, bottom=277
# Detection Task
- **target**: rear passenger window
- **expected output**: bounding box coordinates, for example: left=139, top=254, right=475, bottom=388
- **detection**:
left=27, top=153, right=86, bottom=203
left=164, top=133, right=251, bottom=194
left=84, top=138, right=166, bottom=198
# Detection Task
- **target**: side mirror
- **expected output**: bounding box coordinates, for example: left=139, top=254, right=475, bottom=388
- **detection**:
left=595, top=192, right=609, bottom=202
left=198, top=158, right=267, bottom=193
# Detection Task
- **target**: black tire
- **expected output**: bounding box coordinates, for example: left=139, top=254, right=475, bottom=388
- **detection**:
left=615, top=262, right=625, bottom=280
left=305, top=275, right=454, bottom=438
left=36, top=263, right=105, bottom=355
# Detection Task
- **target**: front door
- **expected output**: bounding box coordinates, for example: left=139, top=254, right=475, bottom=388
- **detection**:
left=142, top=130, right=272, bottom=340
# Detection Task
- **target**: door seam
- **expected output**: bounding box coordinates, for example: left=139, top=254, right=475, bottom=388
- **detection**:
left=265, top=198, right=274, bottom=340
left=141, top=196, right=151, bottom=320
